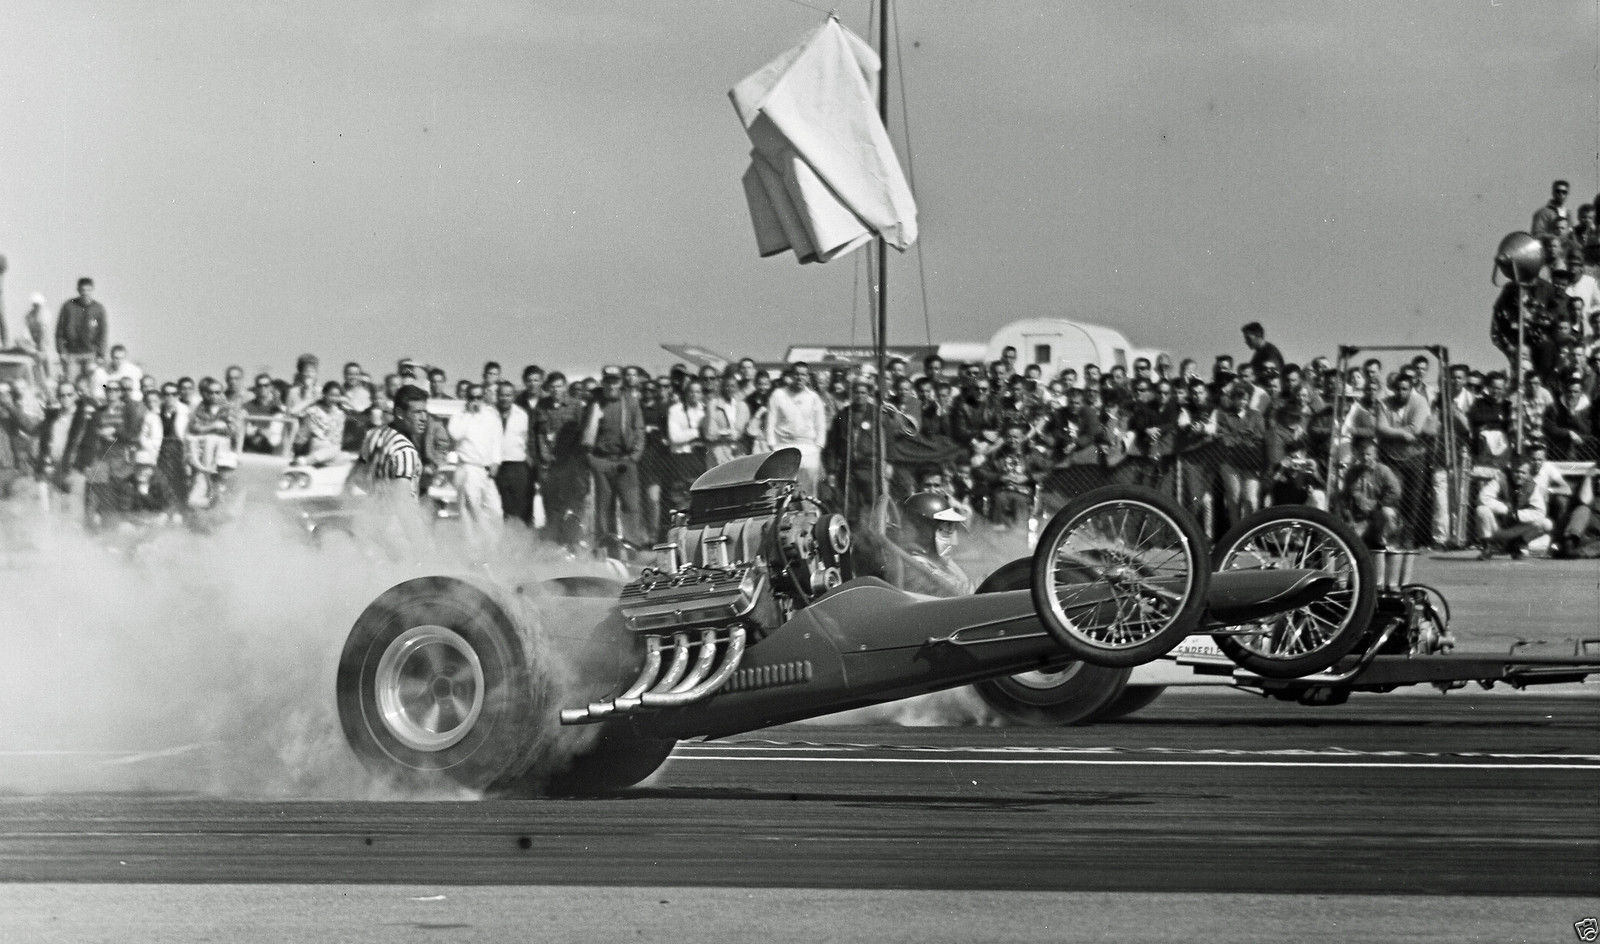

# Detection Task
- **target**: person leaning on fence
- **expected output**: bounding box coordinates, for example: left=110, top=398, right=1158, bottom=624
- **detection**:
left=1376, top=373, right=1435, bottom=548
left=1212, top=381, right=1266, bottom=529
left=1339, top=433, right=1401, bottom=549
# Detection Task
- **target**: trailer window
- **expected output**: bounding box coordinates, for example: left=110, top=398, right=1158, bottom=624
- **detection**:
left=1033, top=344, right=1051, bottom=365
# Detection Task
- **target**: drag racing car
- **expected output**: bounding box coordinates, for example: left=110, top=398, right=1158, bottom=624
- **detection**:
left=336, top=447, right=1345, bottom=795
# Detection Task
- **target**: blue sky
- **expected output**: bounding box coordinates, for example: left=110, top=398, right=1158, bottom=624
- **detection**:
left=1, top=0, right=1596, bottom=380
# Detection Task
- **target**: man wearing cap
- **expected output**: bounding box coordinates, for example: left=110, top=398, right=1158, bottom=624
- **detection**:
left=584, top=367, right=645, bottom=547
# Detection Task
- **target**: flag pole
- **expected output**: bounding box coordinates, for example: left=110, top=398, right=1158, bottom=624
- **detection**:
left=872, top=0, right=890, bottom=514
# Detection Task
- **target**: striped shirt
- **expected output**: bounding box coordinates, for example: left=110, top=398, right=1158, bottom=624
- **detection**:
left=359, top=423, right=421, bottom=494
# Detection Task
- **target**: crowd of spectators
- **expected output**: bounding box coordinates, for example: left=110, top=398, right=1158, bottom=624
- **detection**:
left=1, top=181, right=1597, bottom=559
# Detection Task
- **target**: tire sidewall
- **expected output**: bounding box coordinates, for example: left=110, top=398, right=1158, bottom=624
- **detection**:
left=1210, top=504, right=1378, bottom=679
left=973, top=663, right=1133, bottom=726
left=337, top=577, right=539, bottom=789
left=1029, top=484, right=1211, bottom=667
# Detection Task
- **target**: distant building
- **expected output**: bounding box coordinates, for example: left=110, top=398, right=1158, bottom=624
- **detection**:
left=677, top=318, right=1163, bottom=376
left=985, top=319, right=1164, bottom=375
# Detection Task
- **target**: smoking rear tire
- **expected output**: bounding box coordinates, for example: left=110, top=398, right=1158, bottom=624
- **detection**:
left=539, top=729, right=678, bottom=797
left=1085, top=683, right=1167, bottom=722
left=1030, top=485, right=1211, bottom=667
left=973, top=663, right=1133, bottom=726
left=337, top=577, right=545, bottom=792
left=972, top=555, right=1135, bottom=726
left=1211, top=506, right=1376, bottom=679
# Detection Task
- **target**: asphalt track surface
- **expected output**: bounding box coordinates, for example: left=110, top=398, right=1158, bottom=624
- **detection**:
left=2, top=690, right=1596, bottom=942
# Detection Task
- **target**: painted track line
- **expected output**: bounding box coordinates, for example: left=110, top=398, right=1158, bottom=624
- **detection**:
left=671, top=754, right=1599, bottom=770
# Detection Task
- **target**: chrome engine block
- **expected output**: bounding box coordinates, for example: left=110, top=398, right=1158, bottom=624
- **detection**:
left=561, top=448, right=851, bottom=725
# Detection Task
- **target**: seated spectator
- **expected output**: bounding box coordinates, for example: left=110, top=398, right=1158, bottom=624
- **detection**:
left=284, top=354, right=320, bottom=417
left=977, top=421, right=1049, bottom=530
left=291, top=381, right=347, bottom=467
left=241, top=373, right=286, bottom=454
left=1339, top=434, right=1401, bottom=549
left=1475, top=441, right=1570, bottom=559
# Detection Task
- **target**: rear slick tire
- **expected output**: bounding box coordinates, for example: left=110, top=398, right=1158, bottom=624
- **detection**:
left=973, top=663, right=1133, bottom=726
left=337, top=576, right=546, bottom=792
left=539, top=729, right=679, bottom=797
left=1085, top=683, right=1167, bottom=722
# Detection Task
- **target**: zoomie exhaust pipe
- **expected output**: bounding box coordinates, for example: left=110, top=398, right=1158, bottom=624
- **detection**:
left=560, top=628, right=749, bottom=723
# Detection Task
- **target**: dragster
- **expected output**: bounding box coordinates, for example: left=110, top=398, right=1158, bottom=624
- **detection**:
left=335, top=447, right=1340, bottom=795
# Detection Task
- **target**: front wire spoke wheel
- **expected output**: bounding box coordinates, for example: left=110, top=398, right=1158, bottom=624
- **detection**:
left=1212, top=506, right=1377, bottom=678
left=1031, top=486, right=1210, bottom=667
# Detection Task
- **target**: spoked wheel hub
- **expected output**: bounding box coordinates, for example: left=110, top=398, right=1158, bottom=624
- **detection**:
left=1029, top=485, right=1211, bottom=667
left=1211, top=506, right=1378, bottom=679
left=374, top=625, right=486, bottom=752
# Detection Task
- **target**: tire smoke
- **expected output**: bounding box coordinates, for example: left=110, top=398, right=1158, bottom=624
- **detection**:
left=0, top=505, right=596, bottom=799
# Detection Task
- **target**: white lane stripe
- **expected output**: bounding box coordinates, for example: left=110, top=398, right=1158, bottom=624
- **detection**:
left=671, top=755, right=1599, bottom=770
left=0, top=744, right=212, bottom=765
left=678, top=743, right=1600, bottom=761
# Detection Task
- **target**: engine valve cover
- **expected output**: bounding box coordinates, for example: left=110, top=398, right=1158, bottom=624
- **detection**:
left=618, top=563, right=770, bottom=633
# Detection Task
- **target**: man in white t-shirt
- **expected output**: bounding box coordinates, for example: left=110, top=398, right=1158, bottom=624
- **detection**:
left=764, top=363, right=828, bottom=494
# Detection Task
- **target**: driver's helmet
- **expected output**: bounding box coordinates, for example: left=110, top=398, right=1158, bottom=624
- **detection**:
left=902, top=491, right=968, bottom=557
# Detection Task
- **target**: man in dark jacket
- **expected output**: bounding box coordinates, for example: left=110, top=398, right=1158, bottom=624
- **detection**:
left=1543, top=376, right=1596, bottom=460
left=56, top=277, right=108, bottom=381
left=584, top=367, right=645, bottom=548
left=534, top=372, right=590, bottom=549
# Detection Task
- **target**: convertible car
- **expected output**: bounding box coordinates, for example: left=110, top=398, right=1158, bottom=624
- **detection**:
left=335, top=447, right=1356, bottom=796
